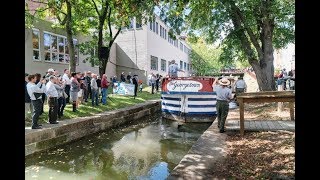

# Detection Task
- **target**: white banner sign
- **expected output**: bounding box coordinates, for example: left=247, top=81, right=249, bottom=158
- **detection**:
left=166, top=80, right=203, bottom=92
left=113, top=82, right=135, bottom=96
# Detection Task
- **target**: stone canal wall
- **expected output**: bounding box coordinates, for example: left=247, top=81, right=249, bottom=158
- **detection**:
left=25, top=100, right=161, bottom=157
left=168, top=121, right=227, bottom=179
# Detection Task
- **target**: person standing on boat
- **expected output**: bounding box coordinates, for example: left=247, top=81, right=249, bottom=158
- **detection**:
left=213, top=77, right=233, bottom=133
left=168, top=59, right=184, bottom=78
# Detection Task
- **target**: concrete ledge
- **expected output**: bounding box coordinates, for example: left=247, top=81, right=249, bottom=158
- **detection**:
left=25, top=100, right=161, bottom=157
left=168, top=121, right=227, bottom=179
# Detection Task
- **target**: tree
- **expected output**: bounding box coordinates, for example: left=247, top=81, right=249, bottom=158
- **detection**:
left=188, top=38, right=223, bottom=76
left=25, top=0, right=78, bottom=72
left=159, top=0, right=295, bottom=91
left=77, top=0, right=156, bottom=77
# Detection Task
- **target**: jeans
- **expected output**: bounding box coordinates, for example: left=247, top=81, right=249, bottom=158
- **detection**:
left=101, top=88, right=108, bottom=105
left=91, top=89, right=99, bottom=106
left=31, top=99, right=43, bottom=128
left=58, top=97, right=66, bottom=117
left=48, top=97, right=58, bottom=123
left=25, top=102, right=33, bottom=119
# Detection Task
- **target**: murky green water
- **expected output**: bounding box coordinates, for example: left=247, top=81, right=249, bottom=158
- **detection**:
left=25, top=113, right=211, bottom=180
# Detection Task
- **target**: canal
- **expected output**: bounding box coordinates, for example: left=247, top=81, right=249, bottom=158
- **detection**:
left=25, top=113, right=211, bottom=180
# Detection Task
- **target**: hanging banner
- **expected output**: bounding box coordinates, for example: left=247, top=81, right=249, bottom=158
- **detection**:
left=113, top=82, right=135, bottom=96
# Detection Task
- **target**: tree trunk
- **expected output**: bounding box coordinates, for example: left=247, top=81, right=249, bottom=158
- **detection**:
left=66, top=0, right=76, bottom=73
left=250, top=59, right=275, bottom=91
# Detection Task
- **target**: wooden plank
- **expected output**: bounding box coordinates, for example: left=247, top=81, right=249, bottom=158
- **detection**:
left=239, top=98, right=245, bottom=136
left=243, top=97, right=295, bottom=103
left=289, top=102, right=295, bottom=120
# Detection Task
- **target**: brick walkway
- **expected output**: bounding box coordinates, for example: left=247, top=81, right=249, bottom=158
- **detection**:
left=226, top=120, right=295, bottom=131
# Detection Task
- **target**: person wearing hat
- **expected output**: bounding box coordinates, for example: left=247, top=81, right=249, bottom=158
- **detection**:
left=213, top=77, right=233, bottom=133
left=168, top=59, right=184, bottom=78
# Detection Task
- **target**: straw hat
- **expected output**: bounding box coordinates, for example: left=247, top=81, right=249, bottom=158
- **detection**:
left=218, top=78, right=230, bottom=86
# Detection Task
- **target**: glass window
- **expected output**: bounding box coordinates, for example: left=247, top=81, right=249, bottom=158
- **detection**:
left=43, top=31, right=78, bottom=65
left=184, top=62, right=186, bottom=70
left=32, top=29, right=40, bottom=61
left=160, top=25, right=162, bottom=37
left=164, top=29, right=167, bottom=39
left=161, top=59, right=166, bottom=72
left=156, top=22, right=158, bottom=34
left=149, top=21, right=152, bottom=30
left=136, top=19, right=142, bottom=29
left=187, top=63, right=190, bottom=71
left=180, top=42, right=183, bottom=51
left=180, top=60, right=183, bottom=69
left=153, top=22, right=155, bottom=32
left=184, top=45, right=188, bottom=53
left=151, top=56, right=158, bottom=70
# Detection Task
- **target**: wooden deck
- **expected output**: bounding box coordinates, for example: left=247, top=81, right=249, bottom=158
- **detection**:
left=226, top=120, right=295, bottom=131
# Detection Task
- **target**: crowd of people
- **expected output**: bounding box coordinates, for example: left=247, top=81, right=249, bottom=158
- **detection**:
left=25, top=69, right=111, bottom=129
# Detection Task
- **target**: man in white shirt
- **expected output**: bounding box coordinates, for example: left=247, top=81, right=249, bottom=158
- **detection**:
left=235, top=76, right=247, bottom=93
left=90, top=74, right=99, bottom=106
left=27, top=74, right=46, bottom=129
left=46, top=76, right=59, bottom=124
left=168, top=59, right=184, bottom=78
left=62, top=69, right=71, bottom=103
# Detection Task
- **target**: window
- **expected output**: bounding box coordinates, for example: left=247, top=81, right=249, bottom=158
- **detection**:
left=153, top=22, right=155, bottom=32
left=161, top=59, right=166, bottom=72
left=156, top=22, right=158, bottom=34
left=164, top=29, right=167, bottom=39
left=187, top=63, right=190, bottom=71
left=184, top=62, right=187, bottom=70
left=44, top=31, right=79, bottom=65
left=174, top=39, right=178, bottom=47
left=149, top=21, right=152, bottom=30
left=180, top=60, right=183, bottom=69
left=127, top=19, right=134, bottom=29
left=151, top=56, right=158, bottom=70
left=32, top=29, right=40, bottom=61
left=180, top=42, right=183, bottom=51
left=160, top=25, right=162, bottom=37
left=184, top=45, right=188, bottom=53
left=136, top=18, right=142, bottom=29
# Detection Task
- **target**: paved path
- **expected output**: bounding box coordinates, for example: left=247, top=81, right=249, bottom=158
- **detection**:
left=226, top=120, right=295, bottom=131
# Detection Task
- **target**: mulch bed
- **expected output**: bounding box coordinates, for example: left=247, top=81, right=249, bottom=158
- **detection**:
left=210, top=131, right=295, bottom=179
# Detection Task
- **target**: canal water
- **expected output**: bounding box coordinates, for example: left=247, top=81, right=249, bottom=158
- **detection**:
left=25, top=113, right=211, bottom=180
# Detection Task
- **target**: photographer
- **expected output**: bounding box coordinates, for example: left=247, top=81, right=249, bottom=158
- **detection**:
left=26, top=74, right=46, bottom=129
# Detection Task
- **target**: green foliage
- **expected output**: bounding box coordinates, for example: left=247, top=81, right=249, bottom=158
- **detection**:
left=188, top=39, right=223, bottom=76
left=159, top=0, right=295, bottom=65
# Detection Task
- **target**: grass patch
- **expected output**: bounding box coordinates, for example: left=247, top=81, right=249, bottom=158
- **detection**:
left=25, top=87, right=161, bottom=127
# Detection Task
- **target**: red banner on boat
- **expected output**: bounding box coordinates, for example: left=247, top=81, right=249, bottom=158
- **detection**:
left=161, top=77, right=215, bottom=92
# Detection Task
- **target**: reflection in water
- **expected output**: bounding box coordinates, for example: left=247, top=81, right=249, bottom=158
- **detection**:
left=25, top=113, right=211, bottom=180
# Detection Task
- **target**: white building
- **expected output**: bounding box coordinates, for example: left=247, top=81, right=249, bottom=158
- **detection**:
left=114, top=15, right=192, bottom=81
left=25, top=6, right=192, bottom=82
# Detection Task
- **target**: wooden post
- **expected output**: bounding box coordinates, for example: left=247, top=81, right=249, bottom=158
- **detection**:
left=239, top=98, right=245, bottom=136
left=277, top=85, right=283, bottom=113
left=289, top=102, right=294, bottom=120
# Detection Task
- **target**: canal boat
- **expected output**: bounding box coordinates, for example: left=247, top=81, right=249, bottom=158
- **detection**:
left=161, top=77, right=217, bottom=123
